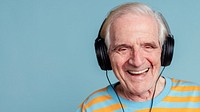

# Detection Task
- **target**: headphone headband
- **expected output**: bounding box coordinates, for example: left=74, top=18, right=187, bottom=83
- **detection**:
left=95, top=14, right=174, bottom=70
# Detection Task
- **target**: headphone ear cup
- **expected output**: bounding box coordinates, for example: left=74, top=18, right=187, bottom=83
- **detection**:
left=161, top=35, right=174, bottom=66
left=95, top=37, right=112, bottom=70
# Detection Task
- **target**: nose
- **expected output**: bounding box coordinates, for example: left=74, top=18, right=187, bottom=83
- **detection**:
left=128, top=48, right=144, bottom=67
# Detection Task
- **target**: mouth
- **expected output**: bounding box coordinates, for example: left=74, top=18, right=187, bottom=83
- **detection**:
left=127, top=68, right=149, bottom=75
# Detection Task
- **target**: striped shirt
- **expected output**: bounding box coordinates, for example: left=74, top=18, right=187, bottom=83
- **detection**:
left=76, top=77, right=200, bottom=112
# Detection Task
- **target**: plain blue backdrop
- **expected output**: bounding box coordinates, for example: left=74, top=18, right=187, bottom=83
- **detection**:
left=1, top=0, right=200, bottom=112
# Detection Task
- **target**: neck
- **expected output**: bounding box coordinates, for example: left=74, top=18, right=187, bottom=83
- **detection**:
left=116, top=77, right=166, bottom=102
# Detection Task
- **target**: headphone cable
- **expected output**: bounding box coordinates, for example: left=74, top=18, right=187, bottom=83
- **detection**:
left=106, top=67, right=165, bottom=112
left=106, top=70, right=125, bottom=112
left=149, top=67, right=166, bottom=112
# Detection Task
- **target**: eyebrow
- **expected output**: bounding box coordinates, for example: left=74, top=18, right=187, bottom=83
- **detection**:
left=111, top=40, right=160, bottom=50
left=143, top=41, right=159, bottom=47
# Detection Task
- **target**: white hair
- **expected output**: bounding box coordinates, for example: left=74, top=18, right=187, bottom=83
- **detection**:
left=101, top=2, right=168, bottom=49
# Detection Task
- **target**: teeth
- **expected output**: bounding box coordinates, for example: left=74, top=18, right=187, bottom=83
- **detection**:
left=128, top=68, right=149, bottom=75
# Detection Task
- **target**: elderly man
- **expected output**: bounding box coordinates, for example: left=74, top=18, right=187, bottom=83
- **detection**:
left=76, top=2, right=200, bottom=112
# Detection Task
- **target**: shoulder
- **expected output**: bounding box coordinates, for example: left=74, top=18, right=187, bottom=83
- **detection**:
left=77, top=86, right=112, bottom=111
left=171, top=77, right=200, bottom=86
left=162, top=77, right=200, bottom=108
left=170, top=77, right=200, bottom=91
left=83, top=86, right=110, bottom=104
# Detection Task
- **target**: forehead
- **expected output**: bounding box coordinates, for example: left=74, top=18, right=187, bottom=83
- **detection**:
left=109, top=13, right=159, bottom=43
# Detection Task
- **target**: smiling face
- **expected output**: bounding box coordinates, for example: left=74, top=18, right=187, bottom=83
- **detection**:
left=108, top=13, right=162, bottom=96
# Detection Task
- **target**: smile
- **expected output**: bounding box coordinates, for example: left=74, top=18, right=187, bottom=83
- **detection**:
left=128, top=68, right=149, bottom=75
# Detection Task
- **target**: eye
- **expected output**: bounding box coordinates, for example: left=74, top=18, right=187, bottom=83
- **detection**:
left=143, top=43, right=158, bottom=51
left=112, top=45, right=131, bottom=54
left=117, top=47, right=127, bottom=51
left=145, top=45, right=153, bottom=49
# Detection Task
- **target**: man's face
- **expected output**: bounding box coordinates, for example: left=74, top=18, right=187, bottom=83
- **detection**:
left=108, top=13, right=162, bottom=95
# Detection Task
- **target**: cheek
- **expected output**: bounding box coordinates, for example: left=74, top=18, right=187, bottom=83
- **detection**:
left=109, top=54, right=128, bottom=71
left=146, top=50, right=162, bottom=66
left=147, top=52, right=162, bottom=78
left=110, top=56, right=123, bottom=69
left=109, top=55, right=129, bottom=82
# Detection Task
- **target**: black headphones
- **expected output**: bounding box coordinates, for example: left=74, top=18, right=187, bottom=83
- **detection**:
left=95, top=15, right=174, bottom=70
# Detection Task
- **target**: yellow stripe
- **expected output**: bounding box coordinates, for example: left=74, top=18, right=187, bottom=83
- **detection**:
left=88, top=87, right=108, bottom=100
left=84, top=95, right=112, bottom=109
left=93, top=103, right=125, bottom=112
left=171, top=78, right=187, bottom=83
left=78, top=87, right=108, bottom=108
left=163, top=96, right=200, bottom=102
left=137, top=108, right=200, bottom=112
left=93, top=87, right=108, bottom=94
left=171, top=86, right=200, bottom=91
left=87, top=87, right=108, bottom=99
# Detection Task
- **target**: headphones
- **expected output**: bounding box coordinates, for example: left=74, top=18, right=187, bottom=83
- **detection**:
left=95, top=14, right=174, bottom=70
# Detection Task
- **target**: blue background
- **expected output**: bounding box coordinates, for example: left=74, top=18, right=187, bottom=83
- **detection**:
left=1, top=0, right=200, bottom=112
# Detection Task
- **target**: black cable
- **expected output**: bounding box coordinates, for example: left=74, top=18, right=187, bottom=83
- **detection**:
left=149, top=67, right=166, bottom=112
left=106, top=67, right=166, bottom=112
left=106, top=70, right=125, bottom=112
